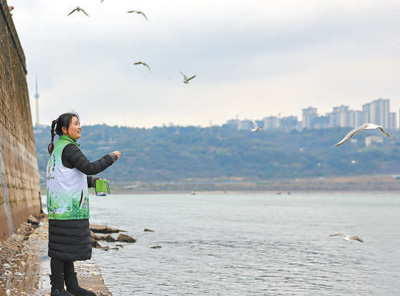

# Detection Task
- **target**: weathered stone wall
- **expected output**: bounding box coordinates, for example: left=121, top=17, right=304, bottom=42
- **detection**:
left=0, top=0, right=41, bottom=241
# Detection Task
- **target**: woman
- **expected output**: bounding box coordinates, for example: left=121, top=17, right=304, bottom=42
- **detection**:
left=46, top=112, right=121, bottom=296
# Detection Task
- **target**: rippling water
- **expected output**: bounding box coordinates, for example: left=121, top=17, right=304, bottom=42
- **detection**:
left=89, top=193, right=400, bottom=295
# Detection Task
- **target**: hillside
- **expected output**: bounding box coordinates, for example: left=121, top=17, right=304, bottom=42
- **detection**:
left=34, top=124, right=400, bottom=191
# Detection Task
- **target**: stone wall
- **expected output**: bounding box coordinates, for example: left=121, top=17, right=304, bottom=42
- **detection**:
left=0, top=0, right=41, bottom=241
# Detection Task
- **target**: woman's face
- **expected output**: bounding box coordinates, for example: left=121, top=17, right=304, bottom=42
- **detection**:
left=64, top=116, right=81, bottom=141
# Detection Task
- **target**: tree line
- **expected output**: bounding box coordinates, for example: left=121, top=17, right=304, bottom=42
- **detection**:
left=34, top=124, right=400, bottom=183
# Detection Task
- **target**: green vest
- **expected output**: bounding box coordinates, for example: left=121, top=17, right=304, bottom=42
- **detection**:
left=46, top=135, right=90, bottom=220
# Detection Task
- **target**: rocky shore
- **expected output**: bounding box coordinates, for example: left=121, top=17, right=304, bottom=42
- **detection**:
left=0, top=215, right=114, bottom=296
left=90, top=224, right=137, bottom=251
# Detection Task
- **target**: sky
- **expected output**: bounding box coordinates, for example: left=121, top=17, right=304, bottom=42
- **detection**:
left=10, top=0, right=400, bottom=128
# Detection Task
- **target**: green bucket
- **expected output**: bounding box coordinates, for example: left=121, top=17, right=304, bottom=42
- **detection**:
left=95, top=179, right=110, bottom=194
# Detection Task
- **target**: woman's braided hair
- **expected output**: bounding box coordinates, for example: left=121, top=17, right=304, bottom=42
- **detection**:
left=48, top=112, right=79, bottom=155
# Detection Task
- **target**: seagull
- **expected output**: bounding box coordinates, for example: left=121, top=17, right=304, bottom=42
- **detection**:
left=67, top=7, right=89, bottom=17
left=180, top=72, right=196, bottom=84
left=335, top=123, right=393, bottom=146
left=127, top=10, right=148, bottom=20
left=251, top=120, right=262, bottom=132
left=134, top=61, right=151, bottom=72
left=329, top=233, right=364, bottom=243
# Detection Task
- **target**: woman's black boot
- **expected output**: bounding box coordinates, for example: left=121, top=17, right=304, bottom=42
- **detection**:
left=50, top=274, right=74, bottom=296
left=65, top=272, right=96, bottom=296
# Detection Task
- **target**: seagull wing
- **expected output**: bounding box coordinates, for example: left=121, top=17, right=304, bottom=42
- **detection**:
left=251, top=120, right=259, bottom=129
left=329, top=233, right=345, bottom=237
left=378, top=127, right=392, bottom=138
left=180, top=72, right=188, bottom=80
left=335, top=123, right=370, bottom=146
left=134, top=62, right=151, bottom=71
left=350, top=236, right=364, bottom=243
left=67, top=7, right=78, bottom=16
left=186, top=75, right=196, bottom=82
left=81, top=8, right=89, bottom=16
left=139, top=11, right=148, bottom=20
left=143, top=63, right=151, bottom=71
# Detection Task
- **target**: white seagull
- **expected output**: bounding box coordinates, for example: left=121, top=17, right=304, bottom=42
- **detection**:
left=134, top=61, right=151, bottom=72
left=335, top=123, right=393, bottom=146
left=329, top=233, right=364, bottom=243
left=67, top=6, right=89, bottom=16
left=180, top=72, right=196, bottom=84
left=251, top=120, right=262, bottom=132
left=127, top=10, right=148, bottom=21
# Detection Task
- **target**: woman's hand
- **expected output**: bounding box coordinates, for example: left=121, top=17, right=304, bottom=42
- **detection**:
left=112, top=151, right=121, bottom=160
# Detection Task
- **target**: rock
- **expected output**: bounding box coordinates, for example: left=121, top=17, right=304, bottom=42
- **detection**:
left=104, top=235, right=116, bottom=242
left=27, top=215, right=39, bottom=226
left=144, top=228, right=154, bottom=232
left=90, top=224, right=126, bottom=234
left=117, top=234, right=136, bottom=243
left=92, top=239, right=102, bottom=248
left=90, top=231, right=101, bottom=241
left=150, top=246, right=162, bottom=249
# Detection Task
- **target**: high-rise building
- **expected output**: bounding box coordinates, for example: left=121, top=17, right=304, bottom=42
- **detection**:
left=312, top=116, right=330, bottom=129
left=280, top=116, right=298, bottom=132
left=389, top=112, right=397, bottom=130
left=263, top=116, right=280, bottom=130
left=348, top=110, right=362, bottom=128
left=328, top=105, right=349, bottom=127
left=302, top=107, right=317, bottom=129
left=238, top=120, right=252, bottom=130
left=362, top=98, right=390, bottom=129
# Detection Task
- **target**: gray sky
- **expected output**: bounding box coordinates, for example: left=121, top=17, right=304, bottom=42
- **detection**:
left=11, top=0, right=400, bottom=128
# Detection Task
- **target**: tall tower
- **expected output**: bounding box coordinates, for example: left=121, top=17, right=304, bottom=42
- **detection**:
left=34, top=77, right=39, bottom=127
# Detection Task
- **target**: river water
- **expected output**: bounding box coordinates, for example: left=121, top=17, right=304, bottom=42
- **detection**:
left=87, top=192, right=400, bottom=295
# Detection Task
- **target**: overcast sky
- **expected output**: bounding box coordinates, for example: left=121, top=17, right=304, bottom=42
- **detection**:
left=11, top=0, right=400, bottom=128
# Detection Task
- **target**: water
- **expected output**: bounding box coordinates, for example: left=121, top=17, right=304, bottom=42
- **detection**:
left=88, top=193, right=400, bottom=295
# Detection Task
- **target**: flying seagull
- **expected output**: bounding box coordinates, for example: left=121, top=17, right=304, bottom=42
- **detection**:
left=180, top=72, right=196, bottom=84
left=134, top=61, right=151, bottom=72
left=251, top=120, right=262, bottom=132
left=67, top=7, right=89, bottom=17
left=127, top=10, right=148, bottom=20
left=329, top=233, right=364, bottom=243
left=335, top=123, right=393, bottom=146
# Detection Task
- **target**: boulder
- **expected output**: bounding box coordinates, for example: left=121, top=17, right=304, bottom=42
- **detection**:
left=90, top=224, right=126, bottom=234
left=90, top=231, right=101, bottom=241
left=117, top=234, right=136, bottom=243
left=104, top=235, right=116, bottom=242
left=92, top=239, right=102, bottom=248
left=144, top=228, right=154, bottom=232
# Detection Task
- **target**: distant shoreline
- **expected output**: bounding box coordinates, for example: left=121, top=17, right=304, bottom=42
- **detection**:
left=41, top=175, right=400, bottom=194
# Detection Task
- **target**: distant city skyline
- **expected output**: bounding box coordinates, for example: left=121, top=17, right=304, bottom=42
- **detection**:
left=227, top=98, right=398, bottom=131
